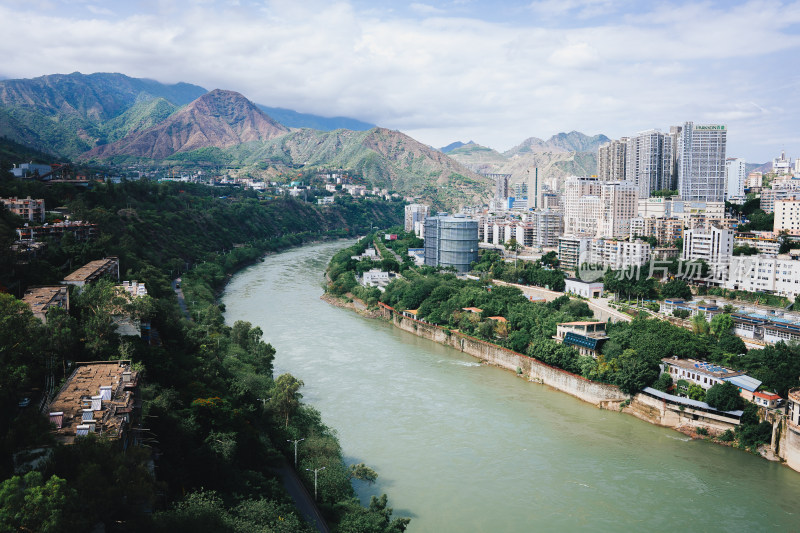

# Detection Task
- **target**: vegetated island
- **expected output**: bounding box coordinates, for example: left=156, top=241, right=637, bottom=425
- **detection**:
left=322, top=229, right=800, bottom=472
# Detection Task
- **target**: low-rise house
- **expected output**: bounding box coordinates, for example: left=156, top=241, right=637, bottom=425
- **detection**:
left=554, top=321, right=608, bottom=358
left=22, top=286, right=69, bottom=322
left=16, top=220, right=98, bottom=241
left=62, top=257, right=120, bottom=287
left=723, top=374, right=763, bottom=403
left=362, top=269, right=391, bottom=290
left=661, top=357, right=746, bottom=390
left=47, top=360, right=140, bottom=448
left=565, top=278, right=603, bottom=299
left=752, top=391, right=782, bottom=408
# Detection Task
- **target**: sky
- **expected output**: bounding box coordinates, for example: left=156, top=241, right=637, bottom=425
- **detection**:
left=1, top=0, right=799, bottom=162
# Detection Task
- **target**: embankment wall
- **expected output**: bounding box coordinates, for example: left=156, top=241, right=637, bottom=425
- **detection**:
left=386, top=309, right=628, bottom=407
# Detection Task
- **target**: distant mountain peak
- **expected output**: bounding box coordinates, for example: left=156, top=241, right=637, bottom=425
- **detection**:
left=82, top=90, right=289, bottom=160
left=440, top=140, right=476, bottom=153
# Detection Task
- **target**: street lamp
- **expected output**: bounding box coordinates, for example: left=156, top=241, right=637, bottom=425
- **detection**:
left=306, top=466, right=326, bottom=500
left=287, top=438, right=304, bottom=468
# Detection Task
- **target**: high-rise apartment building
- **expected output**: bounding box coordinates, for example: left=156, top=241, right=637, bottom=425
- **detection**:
left=773, top=198, right=800, bottom=234
left=527, top=168, right=539, bottom=210
left=492, top=174, right=510, bottom=199
left=597, top=181, right=638, bottom=239
left=563, top=177, right=602, bottom=237
left=773, top=150, right=792, bottom=175
left=677, top=122, right=727, bottom=202
left=725, top=157, right=746, bottom=199
left=626, top=130, right=675, bottom=197
left=529, top=209, right=564, bottom=248
left=404, top=204, right=429, bottom=234
left=597, top=138, right=628, bottom=181
left=423, top=214, right=479, bottom=273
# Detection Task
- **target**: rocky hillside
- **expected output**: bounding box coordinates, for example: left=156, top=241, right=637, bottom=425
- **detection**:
left=446, top=131, right=608, bottom=192
left=82, top=90, right=289, bottom=160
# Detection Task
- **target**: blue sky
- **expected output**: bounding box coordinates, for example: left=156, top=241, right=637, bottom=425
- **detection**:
left=1, top=0, right=799, bottom=162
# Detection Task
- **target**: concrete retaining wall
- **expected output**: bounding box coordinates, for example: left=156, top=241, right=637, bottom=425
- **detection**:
left=385, top=309, right=627, bottom=407
left=624, top=392, right=739, bottom=434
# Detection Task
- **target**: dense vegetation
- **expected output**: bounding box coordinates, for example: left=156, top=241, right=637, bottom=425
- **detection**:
left=327, top=238, right=797, bottom=403
left=0, top=169, right=408, bottom=532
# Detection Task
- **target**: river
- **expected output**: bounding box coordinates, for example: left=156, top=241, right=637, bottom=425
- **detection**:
left=222, top=240, right=800, bottom=532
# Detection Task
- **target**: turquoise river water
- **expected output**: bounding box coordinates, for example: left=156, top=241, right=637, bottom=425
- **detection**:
left=222, top=240, right=800, bottom=532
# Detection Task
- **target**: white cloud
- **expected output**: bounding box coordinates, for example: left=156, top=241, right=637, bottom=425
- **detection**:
left=0, top=1, right=797, bottom=161
left=410, top=3, right=446, bottom=15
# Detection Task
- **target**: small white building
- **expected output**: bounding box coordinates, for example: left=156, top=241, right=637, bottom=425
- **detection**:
left=564, top=278, right=603, bottom=299
left=362, top=269, right=391, bottom=290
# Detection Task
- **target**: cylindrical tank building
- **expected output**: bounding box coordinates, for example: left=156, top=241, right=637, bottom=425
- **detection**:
left=424, top=213, right=479, bottom=273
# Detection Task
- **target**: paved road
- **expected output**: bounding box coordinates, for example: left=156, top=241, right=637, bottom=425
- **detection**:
left=171, top=278, right=191, bottom=320
left=176, top=276, right=329, bottom=531
left=275, top=461, right=330, bottom=533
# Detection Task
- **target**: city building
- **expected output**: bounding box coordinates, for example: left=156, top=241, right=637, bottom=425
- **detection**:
left=10, top=163, right=52, bottom=178
left=424, top=214, right=479, bottom=273
left=558, top=236, right=592, bottom=271
left=630, top=217, right=683, bottom=245
left=15, top=220, right=98, bottom=241
left=677, top=122, right=727, bottom=202
left=661, top=358, right=746, bottom=391
left=404, top=204, right=429, bottom=235
left=725, top=158, right=746, bottom=200
left=597, top=181, right=638, bottom=239
left=22, top=286, right=69, bottom=322
left=62, top=257, right=120, bottom=287
left=747, top=171, right=763, bottom=188
left=554, top=321, right=608, bottom=358
left=625, top=130, right=675, bottom=197
left=563, top=176, right=602, bottom=237
left=564, top=278, right=604, bottom=299
left=682, top=227, right=734, bottom=283
left=597, top=138, right=628, bottom=181
left=734, top=233, right=780, bottom=255
left=759, top=179, right=800, bottom=213
left=529, top=209, right=564, bottom=248
left=774, top=150, right=793, bottom=175
left=1, top=196, right=45, bottom=222
left=46, top=360, right=140, bottom=447
left=594, top=239, right=651, bottom=270
left=773, top=198, right=800, bottom=234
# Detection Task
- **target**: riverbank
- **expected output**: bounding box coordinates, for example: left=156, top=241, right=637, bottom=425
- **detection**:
left=322, top=291, right=800, bottom=473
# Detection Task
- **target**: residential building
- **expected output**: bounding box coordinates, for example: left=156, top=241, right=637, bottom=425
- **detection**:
left=563, top=176, right=602, bottom=237
left=15, top=220, right=98, bottom=241
left=527, top=168, right=540, bottom=210
left=424, top=214, right=479, bottom=273
left=404, top=204, right=429, bottom=234
left=773, top=198, right=800, bottom=234
left=46, top=361, right=140, bottom=446
left=638, top=197, right=674, bottom=218
left=629, top=217, right=683, bottom=245
left=529, top=209, right=564, bottom=248
left=554, top=321, right=608, bottom=357
left=682, top=227, right=734, bottom=283
left=747, top=171, right=763, bottom=188
left=597, top=181, right=638, bottom=239
left=626, top=130, right=675, bottom=197
left=594, top=239, right=651, bottom=270
left=725, top=157, right=746, bottom=200
left=62, top=257, right=120, bottom=287
left=774, top=150, right=793, bottom=175
left=1, top=196, right=45, bottom=222
left=597, top=138, right=628, bottom=181
left=491, top=174, right=510, bottom=200
left=760, top=179, right=800, bottom=213
left=734, top=233, right=780, bottom=255
left=558, top=236, right=592, bottom=271
left=22, top=286, right=69, bottom=322
left=677, top=122, right=727, bottom=202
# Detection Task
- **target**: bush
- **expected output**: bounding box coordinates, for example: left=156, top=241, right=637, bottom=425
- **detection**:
left=696, top=427, right=709, bottom=436
left=718, top=429, right=735, bottom=442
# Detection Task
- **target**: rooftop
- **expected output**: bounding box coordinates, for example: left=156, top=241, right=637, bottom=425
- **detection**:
left=662, top=358, right=745, bottom=379
left=21, top=286, right=68, bottom=319
left=47, top=361, right=138, bottom=444
left=63, top=257, right=119, bottom=284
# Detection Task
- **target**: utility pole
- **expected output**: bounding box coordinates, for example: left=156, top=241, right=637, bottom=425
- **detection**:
left=287, top=438, right=304, bottom=468
left=306, top=466, right=326, bottom=500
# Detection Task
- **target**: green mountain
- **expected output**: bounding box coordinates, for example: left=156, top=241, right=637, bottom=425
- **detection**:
left=0, top=72, right=207, bottom=157
left=256, top=105, right=376, bottom=131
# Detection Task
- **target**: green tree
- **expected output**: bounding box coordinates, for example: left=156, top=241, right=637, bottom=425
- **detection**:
left=349, top=463, right=378, bottom=485
left=0, top=472, right=78, bottom=533
left=710, top=313, right=734, bottom=337
left=653, top=372, right=673, bottom=392
left=661, top=279, right=692, bottom=300
left=687, top=383, right=706, bottom=401
left=704, top=381, right=743, bottom=412
left=691, top=312, right=710, bottom=335
left=614, top=348, right=659, bottom=395
left=272, top=373, right=304, bottom=428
